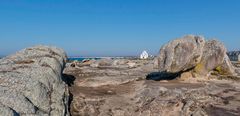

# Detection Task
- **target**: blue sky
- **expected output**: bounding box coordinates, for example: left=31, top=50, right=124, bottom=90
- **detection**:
left=0, top=0, right=240, bottom=56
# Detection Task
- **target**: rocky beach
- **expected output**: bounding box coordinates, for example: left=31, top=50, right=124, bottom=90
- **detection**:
left=0, top=35, right=240, bottom=116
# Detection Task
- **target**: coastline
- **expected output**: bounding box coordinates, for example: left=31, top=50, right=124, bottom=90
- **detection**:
left=67, top=56, right=137, bottom=61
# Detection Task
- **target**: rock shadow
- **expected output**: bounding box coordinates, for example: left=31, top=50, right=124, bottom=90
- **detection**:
left=62, top=74, right=76, bottom=87
left=146, top=68, right=195, bottom=81
left=68, top=92, right=73, bottom=116
left=146, top=71, right=181, bottom=81
left=62, top=74, right=76, bottom=116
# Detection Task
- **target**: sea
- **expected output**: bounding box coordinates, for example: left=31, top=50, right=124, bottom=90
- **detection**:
left=68, top=56, right=127, bottom=62
left=68, top=57, right=102, bottom=61
left=0, top=56, right=136, bottom=61
left=0, top=56, right=125, bottom=61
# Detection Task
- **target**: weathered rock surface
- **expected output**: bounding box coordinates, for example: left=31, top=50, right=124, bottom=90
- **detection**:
left=216, top=54, right=236, bottom=76
left=0, top=45, right=69, bottom=116
left=64, top=59, right=155, bottom=88
left=155, top=35, right=205, bottom=73
left=155, top=35, right=236, bottom=77
left=90, top=58, right=113, bottom=68
left=64, top=59, right=240, bottom=116
left=194, top=40, right=227, bottom=75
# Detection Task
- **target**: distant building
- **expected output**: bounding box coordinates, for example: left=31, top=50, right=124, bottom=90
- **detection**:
left=227, top=51, right=240, bottom=61
left=140, top=50, right=149, bottom=59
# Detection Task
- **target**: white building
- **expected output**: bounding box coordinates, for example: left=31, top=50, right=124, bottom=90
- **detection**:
left=140, top=50, right=149, bottom=59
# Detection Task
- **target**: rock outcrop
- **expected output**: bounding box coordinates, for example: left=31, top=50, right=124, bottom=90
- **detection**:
left=155, top=35, right=236, bottom=78
left=0, top=45, right=69, bottom=116
left=155, top=35, right=205, bottom=73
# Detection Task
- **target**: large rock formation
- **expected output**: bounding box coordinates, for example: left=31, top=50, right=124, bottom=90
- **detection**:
left=155, top=35, right=236, bottom=77
left=155, top=35, right=205, bottom=73
left=0, top=45, right=69, bottom=116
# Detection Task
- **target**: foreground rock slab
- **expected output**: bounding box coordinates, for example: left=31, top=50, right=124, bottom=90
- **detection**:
left=64, top=59, right=240, bottom=116
left=0, top=45, right=69, bottom=116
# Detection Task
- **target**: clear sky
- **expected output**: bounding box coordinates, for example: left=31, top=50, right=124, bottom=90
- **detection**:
left=0, top=0, right=240, bottom=57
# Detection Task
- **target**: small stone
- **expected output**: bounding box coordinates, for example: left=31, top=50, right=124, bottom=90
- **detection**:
left=179, top=72, right=193, bottom=81
left=107, top=90, right=114, bottom=94
left=127, top=62, right=136, bottom=68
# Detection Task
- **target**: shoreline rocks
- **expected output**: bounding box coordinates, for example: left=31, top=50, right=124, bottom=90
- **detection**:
left=0, top=45, right=69, bottom=116
left=61, top=35, right=240, bottom=115
left=64, top=59, right=240, bottom=115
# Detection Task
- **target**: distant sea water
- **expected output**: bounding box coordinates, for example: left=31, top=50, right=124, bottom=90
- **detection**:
left=68, top=57, right=102, bottom=61
left=68, top=56, right=126, bottom=62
